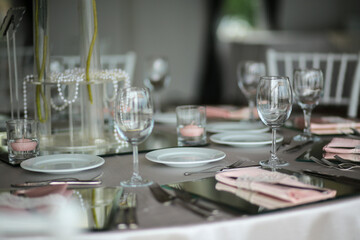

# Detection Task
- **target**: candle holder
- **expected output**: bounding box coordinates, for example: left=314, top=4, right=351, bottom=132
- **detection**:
left=176, top=105, right=207, bottom=146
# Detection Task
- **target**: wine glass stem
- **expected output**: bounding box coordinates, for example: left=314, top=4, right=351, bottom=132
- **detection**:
left=303, top=109, right=312, bottom=137
left=154, top=92, right=161, bottom=114
left=132, top=144, right=141, bottom=180
left=270, top=128, right=277, bottom=162
left=248, top=100, right=255, bottom=121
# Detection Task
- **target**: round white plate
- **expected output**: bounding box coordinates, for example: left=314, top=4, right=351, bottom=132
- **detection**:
left=20, top=154, right=105, bottom=174
left=145, top=147, right=226, bottom=167
left=207, top=121, right=269, bottom=133
left=210, top=133, right=283, bottom=147
left=154, top=112, right=176, bottom=125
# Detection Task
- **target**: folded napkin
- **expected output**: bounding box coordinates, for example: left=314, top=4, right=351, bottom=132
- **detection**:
left=0, top=184, right=81, bottom=237
left=206, top=106, right=258, bottom=120
left=322, top=137, right=360, bottom=161
left=304, top=116, right=360, bottom=135
left=1, top=184, right=72, bottom=213
left=215, top=167, right=336, bottom=209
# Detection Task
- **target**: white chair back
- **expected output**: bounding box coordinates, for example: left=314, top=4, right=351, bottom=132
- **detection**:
left=266, top=48, right=360, bottom=118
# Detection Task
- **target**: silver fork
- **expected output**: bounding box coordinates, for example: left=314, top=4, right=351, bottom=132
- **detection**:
left=311, top=156, right=359, bottom=171
left=184, top=159, right=247, bottom=176
left=310, top=156, right=336, bottom=169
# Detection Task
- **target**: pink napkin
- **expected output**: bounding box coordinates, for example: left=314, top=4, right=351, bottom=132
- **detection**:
left=0, top=184, right=72, bottom=213
left=308, top=116, right=360, bottom=135
left=215, top=167, right=336, bottom=209
left=322, top=137, right=360, bottom=161
left=13, top=184, right=73, bottom=198
left=206, top=106, right=258, bottom=120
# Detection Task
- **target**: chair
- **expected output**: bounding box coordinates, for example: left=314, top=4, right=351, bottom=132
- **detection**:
left=266, top=48, right=360, bottom=118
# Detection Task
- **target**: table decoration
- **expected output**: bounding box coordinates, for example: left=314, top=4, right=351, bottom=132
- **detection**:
left=176, top=105, right=206, bottom=146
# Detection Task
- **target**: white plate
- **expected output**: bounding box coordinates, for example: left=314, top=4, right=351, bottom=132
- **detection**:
left=20, top=154, right=105, bottom=174
left=154, top=112, right=176, bottom=125
left=210, top=133, right=283, bottom=147
left=207, top=121, right=269, bottom=133
left=145, top=147, right=226, bottom=167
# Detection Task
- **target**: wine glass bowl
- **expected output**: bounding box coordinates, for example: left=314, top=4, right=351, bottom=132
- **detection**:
left=237, top=61, right=266, bottom=121
left=115, top=87, right=154, bottom=187
left=293, top=69, right=323, bottom=142
left=256, top=76, right=293, bottom=168
left=144, top=57, right=171, bottom=114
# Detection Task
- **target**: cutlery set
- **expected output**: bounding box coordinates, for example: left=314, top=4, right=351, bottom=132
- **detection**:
left=11, top=179, right=102, bottom=187
left=310, top=156, right=360, bottom=171
left=283, top=139, right=314, bottom=153
left=183, top=160, right=259, bottom=176
left=11, top=173, right=104, bottom=187
left=149, top=183, right=217, bottom=220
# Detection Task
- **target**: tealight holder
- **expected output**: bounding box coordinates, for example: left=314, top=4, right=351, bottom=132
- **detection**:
left=176, top=105, right=206, bottom=146
left=6, top=119, right=39, bottom=165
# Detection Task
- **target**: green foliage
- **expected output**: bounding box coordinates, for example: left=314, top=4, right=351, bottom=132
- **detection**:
left=222, top=0, right=257, bottom=26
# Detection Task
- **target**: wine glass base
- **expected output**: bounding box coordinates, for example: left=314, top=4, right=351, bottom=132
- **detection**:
left=259, top=159, right=289, bottom=169
left=293, top=134, right=321, bottom=142
left=120, top=178, right=153, bottom=188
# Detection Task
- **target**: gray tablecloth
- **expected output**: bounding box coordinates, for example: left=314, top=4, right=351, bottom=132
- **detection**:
left=1, top=124, right=359, bottom=239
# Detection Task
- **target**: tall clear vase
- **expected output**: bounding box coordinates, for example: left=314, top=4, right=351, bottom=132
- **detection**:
left=78, top=0, right=105, bottom=147
left=32, top=0, right=52, bottom=143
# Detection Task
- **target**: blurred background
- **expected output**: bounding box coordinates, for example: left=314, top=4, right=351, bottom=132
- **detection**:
left=1, top=0, right=360, bottom=115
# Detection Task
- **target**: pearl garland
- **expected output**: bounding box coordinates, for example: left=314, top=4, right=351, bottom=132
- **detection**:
left=23, top=68, right=130, bottom=146
left=23, top=68, right=130, bottom=113
left=23, top=75, right=34, bottom=119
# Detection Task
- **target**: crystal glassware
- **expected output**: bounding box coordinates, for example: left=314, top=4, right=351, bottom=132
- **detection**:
left=237, top=61, right=266, bottom=121
left=143, top=57, right=171, bottom=114
left=292, top=69, right=323, bottom=142
left=6, top=119, right=39, bottom=165
left=256, top=76, right=293, bottom=168
left=114, top=87, right=154, bottom=187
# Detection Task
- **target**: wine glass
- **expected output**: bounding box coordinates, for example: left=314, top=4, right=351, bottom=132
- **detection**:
left=256, top=76, right=293, bottom=168
left=237, top=61, right=266, bottom=121
left=143, top=57, right=171, bottom=114
left=292, top=69, right=323, bottom=142
left=114, top=87, right=154, bottom=187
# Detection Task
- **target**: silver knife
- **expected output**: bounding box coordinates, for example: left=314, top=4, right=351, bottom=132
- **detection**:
left=11, top=179, right=102, bottom=187
left=126, top=193, right=138, bottom=229
left=283, top=140, right=313, bottom=153
left=149, top=183, right=214, bottom=220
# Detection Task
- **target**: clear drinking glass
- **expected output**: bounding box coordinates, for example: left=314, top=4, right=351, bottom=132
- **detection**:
left=237, top=61, right=266, bottom=121
left=143, top=57, right=171, bottom=114
left=114, top=87, right=154, bottom=187
left=257, top=76, right=293, bottom=168
left=6, top=119, right=39, bottom=164
left=293, top=69, right=324, bottom=142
